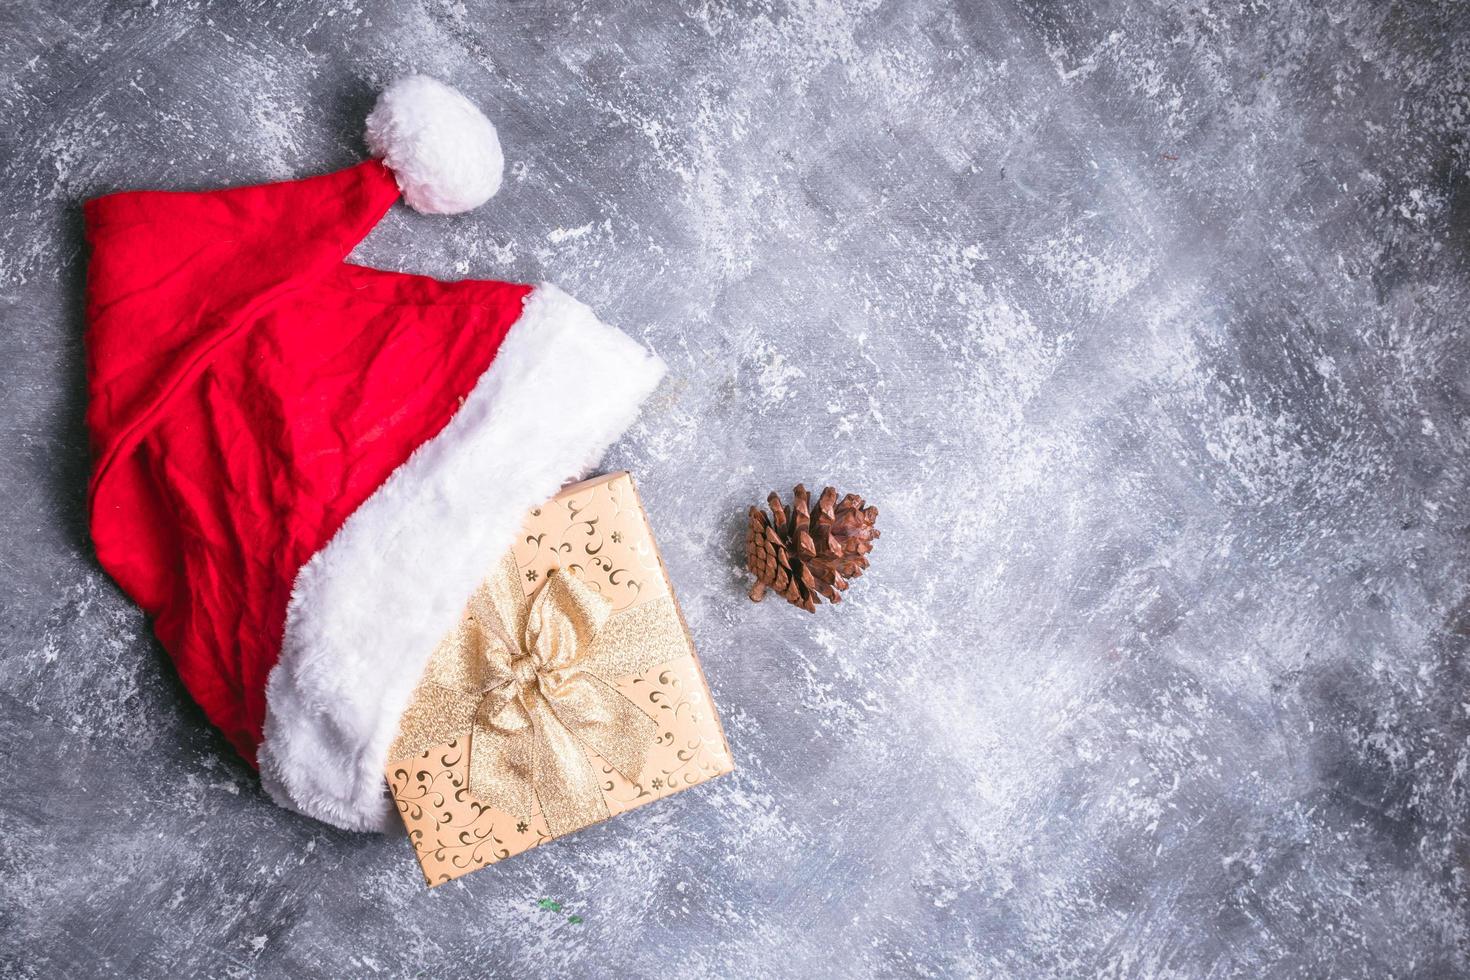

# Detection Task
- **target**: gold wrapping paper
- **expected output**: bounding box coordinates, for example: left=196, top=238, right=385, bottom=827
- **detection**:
left=385, top=472, right=733, bottom=885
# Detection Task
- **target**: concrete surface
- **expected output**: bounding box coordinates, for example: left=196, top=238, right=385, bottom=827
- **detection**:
left=3, top=1, right=1469, bottom=977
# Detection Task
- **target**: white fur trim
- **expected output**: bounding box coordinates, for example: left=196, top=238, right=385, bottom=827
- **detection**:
left=258, top=284, right=665, bottom=832
left=365, top=75, right=504, bottom=215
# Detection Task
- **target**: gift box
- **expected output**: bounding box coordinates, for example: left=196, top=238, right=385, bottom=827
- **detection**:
left=385, top=472, right=733, bottom=885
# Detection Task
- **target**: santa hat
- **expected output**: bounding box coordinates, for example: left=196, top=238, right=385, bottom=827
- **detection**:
left=83, top=76, right=666, bottom=832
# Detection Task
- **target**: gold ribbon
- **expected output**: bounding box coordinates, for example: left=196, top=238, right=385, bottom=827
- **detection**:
left=463, top=569, right=657, bottom=835
left=392, top=559, right=683, bottom=837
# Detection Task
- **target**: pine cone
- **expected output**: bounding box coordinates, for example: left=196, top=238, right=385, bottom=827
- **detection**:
left=746, top=484, right=880, bottom=612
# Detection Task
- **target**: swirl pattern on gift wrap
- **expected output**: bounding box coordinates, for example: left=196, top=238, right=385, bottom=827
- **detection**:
left=598, top=657, right=734, bottom=818
left=513, top=477, right=665, bottom=612
left=387, top=739, right=551, bottom=885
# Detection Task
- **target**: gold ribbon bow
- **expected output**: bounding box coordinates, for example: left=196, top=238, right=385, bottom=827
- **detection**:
left=464, top=569, right=657, bottom=835
left=388, top=549, right=690, bottom=840
left=391, top=558, right=686, bottom=837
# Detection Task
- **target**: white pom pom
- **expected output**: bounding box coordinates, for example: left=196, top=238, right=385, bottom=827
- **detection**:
left=365, top=76, right=504, bottom=215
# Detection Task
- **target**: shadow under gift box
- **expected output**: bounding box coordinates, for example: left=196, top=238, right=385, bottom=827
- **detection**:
left=384, top=471, right=734, bottom=885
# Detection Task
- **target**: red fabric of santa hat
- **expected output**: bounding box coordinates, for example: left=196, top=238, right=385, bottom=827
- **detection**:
left=83, top=76, right=665, bottom=832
